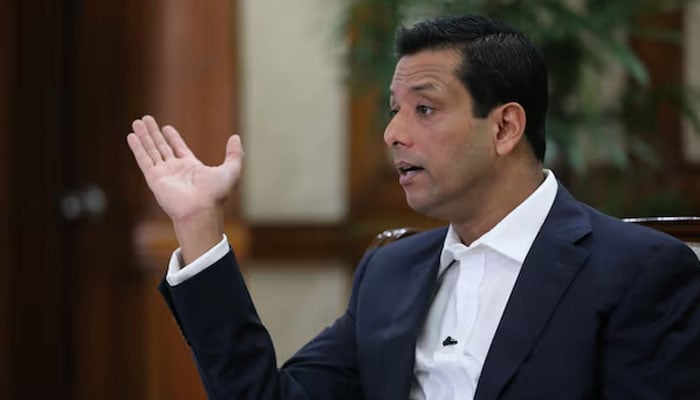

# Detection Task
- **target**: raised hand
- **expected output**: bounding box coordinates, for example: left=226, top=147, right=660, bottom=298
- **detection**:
left=127, top=115, right=244, bottom=263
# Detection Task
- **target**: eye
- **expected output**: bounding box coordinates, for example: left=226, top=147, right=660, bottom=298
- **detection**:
left=416, top=105, right=434, bottom=116
left=388, top=108, right=398, bottom=119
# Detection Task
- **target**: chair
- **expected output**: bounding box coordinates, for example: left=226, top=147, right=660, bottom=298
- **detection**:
left=367, top=227, right=422, bottom=251
left=368, top=217, right=700, bottom=258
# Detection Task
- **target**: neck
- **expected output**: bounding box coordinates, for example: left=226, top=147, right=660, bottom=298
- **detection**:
left=452, top=164, right=545, bottom=245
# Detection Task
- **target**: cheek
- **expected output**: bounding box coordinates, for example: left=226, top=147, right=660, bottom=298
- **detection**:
left=419, top=116, right=491, bottom=169
left=441, top=129, right=492, bottom=174
left=434, top=126, right=478, bottom=159
left=424, top=137, right=470, bottom=186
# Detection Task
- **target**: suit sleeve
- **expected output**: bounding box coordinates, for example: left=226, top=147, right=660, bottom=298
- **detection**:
left=600, top=241, right=700, bottom=399
left=159, top=247, right=373, bottom=400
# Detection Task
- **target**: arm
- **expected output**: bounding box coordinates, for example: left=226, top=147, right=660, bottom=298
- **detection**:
left=601, top=242, right=700, bottom=399
left=161, top=247, right=369, bottom=400
left=127, top=116, right=363, bottom=399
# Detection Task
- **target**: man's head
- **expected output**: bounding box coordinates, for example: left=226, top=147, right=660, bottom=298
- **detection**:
left=385, top=15, right=548, bottom=227
left=395, top=15, right=548, bottom=161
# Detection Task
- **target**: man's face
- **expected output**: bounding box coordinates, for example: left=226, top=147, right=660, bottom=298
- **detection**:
left=385, top=49, right=496, bottom=222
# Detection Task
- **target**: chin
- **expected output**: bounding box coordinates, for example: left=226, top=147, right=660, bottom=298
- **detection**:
left=406, top=196, right=433, bottom=217
left=405, top=194, right=452, bottom=222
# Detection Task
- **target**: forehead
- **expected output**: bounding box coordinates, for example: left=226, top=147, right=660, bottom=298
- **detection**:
left=390, top=49, right=463, bottom=95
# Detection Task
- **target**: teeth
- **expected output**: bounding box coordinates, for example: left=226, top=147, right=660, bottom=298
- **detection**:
left=399, top=166, right=422, bottom=175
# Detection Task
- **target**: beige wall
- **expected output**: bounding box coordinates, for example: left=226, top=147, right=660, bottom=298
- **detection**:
left=240, top=0, right=348, bottom=223
left=238, top=0, right=352, bottom=364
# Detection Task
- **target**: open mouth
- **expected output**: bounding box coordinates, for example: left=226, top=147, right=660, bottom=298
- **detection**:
left=396, top=162, right=424, bottom=176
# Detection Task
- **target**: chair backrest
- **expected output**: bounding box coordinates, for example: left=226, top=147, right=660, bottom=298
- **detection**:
left=369, top=217, right=700, bottom=259
left=367, top=227, right=422, bottom=251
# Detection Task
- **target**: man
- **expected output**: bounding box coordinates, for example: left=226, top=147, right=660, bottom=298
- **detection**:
left=127, top=15, right=700, bottom=400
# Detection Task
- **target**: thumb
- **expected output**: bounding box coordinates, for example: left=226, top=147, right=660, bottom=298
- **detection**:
left=224, top=134, right=244, bottom=164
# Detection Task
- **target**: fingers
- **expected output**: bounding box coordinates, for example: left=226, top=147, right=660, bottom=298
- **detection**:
left=126, top=133, right=155, bottom=172
left=162, top=125, right=194, bottom=158
left=142, top=115, right=175, bottom=160
left=128, top=115, right=222, bottom=169
left=131, top=117, right=163, bottom=164
left=220, top=134, right=244, bottom=185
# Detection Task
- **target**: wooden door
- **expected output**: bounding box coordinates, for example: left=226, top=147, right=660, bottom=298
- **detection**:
left=1, top=0, right=148, bottom=398
left=1, top=0, right=242, bottom=398
left=60, top=1, right=147, bottom=398
left=3, top=1, right=79, bottom=398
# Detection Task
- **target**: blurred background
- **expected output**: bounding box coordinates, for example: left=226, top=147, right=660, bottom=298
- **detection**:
left=1, top=0, right=699, bottom=398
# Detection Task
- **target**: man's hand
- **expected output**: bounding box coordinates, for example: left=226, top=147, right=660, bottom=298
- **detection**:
left=126, top=115, right=243, bottom=263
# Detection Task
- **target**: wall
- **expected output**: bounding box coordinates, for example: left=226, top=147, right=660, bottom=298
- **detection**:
left=237, top=0, right=353, bottom=365
left=240, top=0, right=348, bottom=223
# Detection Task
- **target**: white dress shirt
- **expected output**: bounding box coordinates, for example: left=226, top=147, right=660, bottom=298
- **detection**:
left=166, top=171, right=558, bottom=399
left=409, top=170, right=558, bottom=399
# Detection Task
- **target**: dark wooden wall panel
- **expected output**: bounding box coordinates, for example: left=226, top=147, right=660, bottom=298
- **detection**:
left=5, top=1, right=71, bottom=399
left=131, top=1, right=244, bottom=398
left=0, top=0, right=15, bottom=397
left=1, top=0, right=243, bottom=398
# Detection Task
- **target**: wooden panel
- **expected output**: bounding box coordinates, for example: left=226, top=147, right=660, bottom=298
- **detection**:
left=0, top=0, right=249, bottom=398
left=0, top=0, right=15, bottom=397
left=131, top=1, right=246, bottom=399
left=147, top=0, right=240, bottom=171
left=63, top=2, right=142, bottom=398
left=250, top=224, right=356, bottom=261
left=4, top=0, right=71, bottom=398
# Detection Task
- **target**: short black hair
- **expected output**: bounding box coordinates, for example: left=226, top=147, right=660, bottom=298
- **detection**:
left=395, top=15, right=548, bottom=161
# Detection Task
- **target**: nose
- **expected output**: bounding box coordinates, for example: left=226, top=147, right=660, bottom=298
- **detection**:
left=383, top=111, right=411, bottom=148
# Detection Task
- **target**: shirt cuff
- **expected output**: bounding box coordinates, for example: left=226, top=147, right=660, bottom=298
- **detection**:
left=166, top=234, right=229, bottom=287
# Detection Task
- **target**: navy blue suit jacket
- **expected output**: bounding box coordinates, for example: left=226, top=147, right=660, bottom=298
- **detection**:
left=161, top=186, right=700, bottom=399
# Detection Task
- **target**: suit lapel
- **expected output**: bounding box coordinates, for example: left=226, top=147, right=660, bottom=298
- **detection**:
left=475, top=186, right=592, bottom=400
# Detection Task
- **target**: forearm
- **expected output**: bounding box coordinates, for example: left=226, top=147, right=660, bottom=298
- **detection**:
left=160, top=247, right=370, bottom=400
left=163, top=250, right=280, bottom=399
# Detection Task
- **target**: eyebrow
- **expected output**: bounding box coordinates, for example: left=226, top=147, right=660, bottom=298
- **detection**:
left=389, top=82, right=440, bottom=98
left=410, top=82, right=438, bottom=93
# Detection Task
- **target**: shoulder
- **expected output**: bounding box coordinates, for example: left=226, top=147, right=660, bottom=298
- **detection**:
left=573, top=204, right=700, bottom=290
left=581, top=203, right=689, bottom=253
left=548, top=186, right=698, bottom=284
left=552, top=183, right=687, bottom=251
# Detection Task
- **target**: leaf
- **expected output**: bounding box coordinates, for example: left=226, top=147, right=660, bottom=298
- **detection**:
left=597, top=39, right=649, bottom=86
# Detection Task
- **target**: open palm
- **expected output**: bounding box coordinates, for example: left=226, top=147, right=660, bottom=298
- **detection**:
left=126, top=115, right=243, bottom=222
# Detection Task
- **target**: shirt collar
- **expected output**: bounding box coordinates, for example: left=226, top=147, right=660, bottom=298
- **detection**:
left=439, top=170, right=559, bottom=275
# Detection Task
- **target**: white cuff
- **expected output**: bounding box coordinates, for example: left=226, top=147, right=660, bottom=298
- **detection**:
left=166, top=234, right=229, bottom=286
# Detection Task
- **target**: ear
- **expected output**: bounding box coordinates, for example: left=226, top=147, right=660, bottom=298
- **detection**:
left=492, top=102, right=526, bottom=157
